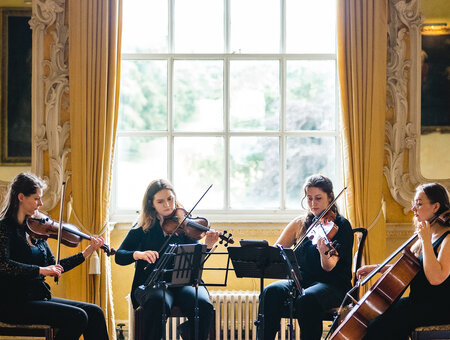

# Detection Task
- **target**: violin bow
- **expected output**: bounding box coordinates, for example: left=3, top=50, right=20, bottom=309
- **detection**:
left=54, top=181, right=67, bottom=284
left=293, top=186, right=347, bottom=252
left=144, top=184, right=213, bottom=271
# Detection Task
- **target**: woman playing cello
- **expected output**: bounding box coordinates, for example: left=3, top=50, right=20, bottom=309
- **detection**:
left=0, top=172, right=109, bottom=340
left=115, top=179, right=220, bottom=340
left=257, top=174, right=354, bottom=340
left=358, top=183, right=450, bottom=340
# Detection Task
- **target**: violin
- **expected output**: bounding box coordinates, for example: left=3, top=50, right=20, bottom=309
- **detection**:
left=162, top=207, right=234, bottom=246
left=26, top=212, right=116, bottom=256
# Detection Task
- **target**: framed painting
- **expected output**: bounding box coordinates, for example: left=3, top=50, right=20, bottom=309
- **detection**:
left=0, top=8, right=32, bottom=165
left=421, top=32, right=450, bottom=134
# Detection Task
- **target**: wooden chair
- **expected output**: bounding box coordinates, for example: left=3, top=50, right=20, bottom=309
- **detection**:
left=410, top=324, right=450, bottom=340
left=0, top=322, right=54, bottom=339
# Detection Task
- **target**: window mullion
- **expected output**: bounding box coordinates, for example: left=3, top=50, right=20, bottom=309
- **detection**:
left=168, top=57, right=174, bottom=182
left=281, top=56, right=286, bottom=210
left=224, top=55, right=230, bottom=209
left=281, top=0, right=286, bottom=53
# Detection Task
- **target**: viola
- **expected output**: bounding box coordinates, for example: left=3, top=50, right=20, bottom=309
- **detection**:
left=306, top=218, right=339, bottom=255
left=293, top=188, right=347, bottom=256
left=162, top=207, right=234, bottom=246
left=26, top=212, right=116, bottom=256
left=329, top=209, right=450, bottom=340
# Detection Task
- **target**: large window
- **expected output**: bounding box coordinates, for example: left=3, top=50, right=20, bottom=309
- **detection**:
left=112, top=0, right=340, bottom=221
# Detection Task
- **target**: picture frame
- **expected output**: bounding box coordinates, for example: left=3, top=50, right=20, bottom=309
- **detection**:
left=0, top=8, right=32, bottom=165
left=421, top=32, right=450, bottom=134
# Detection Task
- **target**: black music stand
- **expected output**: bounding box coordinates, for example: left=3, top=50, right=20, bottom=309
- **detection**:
left=228, top=241, right=303, bottom=339
left=135, top=243, right=207, bottom=340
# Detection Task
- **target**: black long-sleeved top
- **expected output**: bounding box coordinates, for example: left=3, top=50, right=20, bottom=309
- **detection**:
left=0, top=217, right=86, bottom=302
left=115, top=220, right=197, bottom=309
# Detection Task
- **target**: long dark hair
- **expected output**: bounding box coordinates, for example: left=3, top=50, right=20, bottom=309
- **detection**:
left=0, top=172, right=46, bottom=221
left=411, top=183, right=450, bottom=256
left=137, top=179, right=182, bottom=231
left=418, top=183, right=450, bottom=227
left=299, top=174, right=338, bottom=237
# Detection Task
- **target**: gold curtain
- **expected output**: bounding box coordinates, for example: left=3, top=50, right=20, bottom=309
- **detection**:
left=337, top=0, right=387, bottom=270
left=68, top=0, right=122, bottom=337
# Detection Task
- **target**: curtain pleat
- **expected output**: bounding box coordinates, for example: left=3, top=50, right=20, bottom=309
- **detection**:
left=337, top=0, right=388, bottom=286
left=68, top=0, right=122, bottom=337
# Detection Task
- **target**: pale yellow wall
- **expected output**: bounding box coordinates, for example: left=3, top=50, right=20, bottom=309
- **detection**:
left=421, top=0, right=450, bottom=23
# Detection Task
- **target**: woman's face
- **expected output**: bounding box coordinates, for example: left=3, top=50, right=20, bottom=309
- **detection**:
left=18, top=189, right=43, bottom=217
left=411, top=190, right=439, bottom=222
left=306, top=186, right=331, bottom=216
left=152, top=188, right=176, bottom=217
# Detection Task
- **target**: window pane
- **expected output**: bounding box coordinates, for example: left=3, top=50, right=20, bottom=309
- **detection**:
left=286, top=60, right=335, bottom=130
left=116, top=136, right=167, bottom=210
left=122, top=0, right=168, bottom=53
left=230, top=137, right=280, bottom=208
left=230, top=0, right=280, bottom=53
left=174, top=0, right=223, bottom=53
left=230, top=61, right=280, bottom=131
left=119, top=60, right=167, bottom=131
left=285, top=136, right=336, bottom=208
left=286, top=0, right=336, bottom=53
left=173, top=61, right=223, bottom=131
left=174, top=137, right=224, bottom=209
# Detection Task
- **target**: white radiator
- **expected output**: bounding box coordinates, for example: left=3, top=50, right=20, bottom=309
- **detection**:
left=210, top=290, right=300, bottom=340
left=127, top=291, right=302, bottom=340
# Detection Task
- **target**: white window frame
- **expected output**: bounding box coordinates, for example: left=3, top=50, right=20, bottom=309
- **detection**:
left=111, top=0, right=342, bottom=223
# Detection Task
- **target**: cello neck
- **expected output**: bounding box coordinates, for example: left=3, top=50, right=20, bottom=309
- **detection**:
left=361, top=233, right=418, bottom=286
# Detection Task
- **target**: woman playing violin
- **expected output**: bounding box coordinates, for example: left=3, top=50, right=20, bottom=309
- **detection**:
left=115, top=179, right=220, bottom=340
left=358, top=183, right=450, bottom=340
left=257, top=174, right=354, bottom=340
left=0, top=172, right=109, bottom=340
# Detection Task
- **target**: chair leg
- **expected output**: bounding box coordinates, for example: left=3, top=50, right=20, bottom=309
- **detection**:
left=45, top=327, right=54, bottom=340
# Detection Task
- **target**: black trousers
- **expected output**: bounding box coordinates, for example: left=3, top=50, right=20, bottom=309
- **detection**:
left=364, top=297, right=450, bottom=340
left=257, top=280, right=345, bottom=340
left=134, top=285, right=213, bottom=340
left=0, top=297, right=108, bottom=340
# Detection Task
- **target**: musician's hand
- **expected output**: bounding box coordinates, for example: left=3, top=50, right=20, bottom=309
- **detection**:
left=134, top=250, right=159, bottom=263
left=205, top=229, right=220, bottom=248
left=356, top=265, right=378, bottom=279
left=316, top=237, right=329, bottom=255
left=40, top=264, right=64, bottom=278
left=416, top=220, right=432, bottom=245
left=82, top=236, right=105, bottom=258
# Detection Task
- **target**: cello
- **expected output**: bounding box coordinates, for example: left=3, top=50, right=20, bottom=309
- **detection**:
left=329, top=209, right=450, bottom=340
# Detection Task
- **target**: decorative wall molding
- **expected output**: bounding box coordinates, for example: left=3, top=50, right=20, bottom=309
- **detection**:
left=29, top=0, right=70, bottom=211
left=384, top=0, right=450, bottom=214
left=386, top=222, right=414, bottom=240
left=0, top=180, right=9, bottom=205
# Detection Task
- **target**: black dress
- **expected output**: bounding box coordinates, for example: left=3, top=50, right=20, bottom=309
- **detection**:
left=115, top=220, right=214, bottom=340
left=364, top=231, right=450, bottom=340
left=0, top=217, right=109, bottom=340
left=257, top=214, right=354, bottom=340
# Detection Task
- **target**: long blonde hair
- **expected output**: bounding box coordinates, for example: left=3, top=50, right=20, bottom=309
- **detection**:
left=137, top=179, right=182, bottom=231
